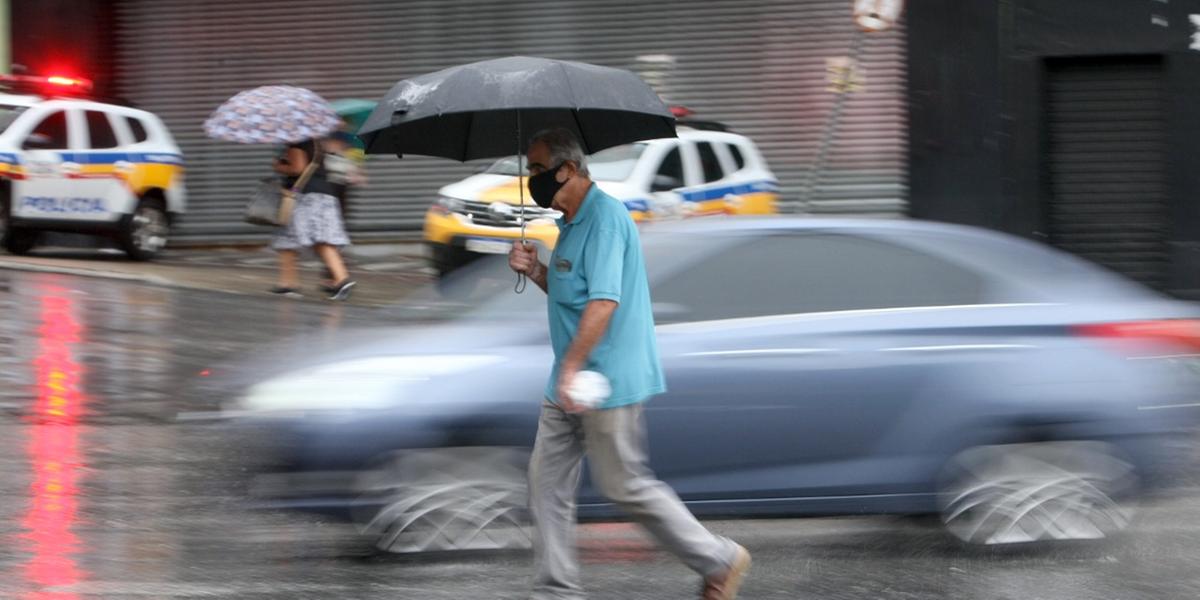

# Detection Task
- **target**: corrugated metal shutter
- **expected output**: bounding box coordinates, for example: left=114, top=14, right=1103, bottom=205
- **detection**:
left=113, top=0, right=907, bottom=244
left=1045, top=56, right=1168, bottom=289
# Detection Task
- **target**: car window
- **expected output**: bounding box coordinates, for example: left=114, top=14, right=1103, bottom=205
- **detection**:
left=728, top=144, right=746, bottom=170
left=655, top=146, right=684, bottom=184
left=126, top=116, right=149, bottom=143
left=25, top=111, right=69, bottom=149
left=86, top=111, right=119, bottom=149
left=696, top=142, right=725, bottom=183
left=652, top=234, right=984, bottom=323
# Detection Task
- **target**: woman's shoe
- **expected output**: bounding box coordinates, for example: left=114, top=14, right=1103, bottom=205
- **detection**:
left=327, top=279, right=356, bottom=301
left=268, top=286, right=302, bottom=298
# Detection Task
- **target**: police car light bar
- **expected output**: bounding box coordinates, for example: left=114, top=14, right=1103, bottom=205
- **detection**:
left=0, top=73, right=94, bottom=93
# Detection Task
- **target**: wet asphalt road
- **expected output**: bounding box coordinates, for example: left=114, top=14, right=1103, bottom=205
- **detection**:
left=1, top=270, right=1200, bottom=599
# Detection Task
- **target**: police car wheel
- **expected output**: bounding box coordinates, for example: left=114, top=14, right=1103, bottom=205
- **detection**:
left=3, top=228, right=38, bottom=255
left=121, top=202, right=169, bottom=261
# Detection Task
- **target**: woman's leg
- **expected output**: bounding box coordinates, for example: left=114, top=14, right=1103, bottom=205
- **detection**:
left=277, top=249, right=300, bottom=288
left=313, top=244, right=349, bottom=283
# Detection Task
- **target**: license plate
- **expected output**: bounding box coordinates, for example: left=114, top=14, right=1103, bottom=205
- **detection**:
left=465, top=239, right=512, bottom=254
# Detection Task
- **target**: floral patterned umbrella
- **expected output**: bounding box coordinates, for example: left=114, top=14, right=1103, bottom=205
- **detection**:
left=204, top=85, right=341, bottom=145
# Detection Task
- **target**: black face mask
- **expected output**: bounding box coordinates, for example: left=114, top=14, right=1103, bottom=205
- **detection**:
left=528, top=162, right=567, bottom=209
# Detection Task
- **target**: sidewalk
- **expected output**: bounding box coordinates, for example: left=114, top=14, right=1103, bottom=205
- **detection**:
left=0, top=243, right=435, bottom=307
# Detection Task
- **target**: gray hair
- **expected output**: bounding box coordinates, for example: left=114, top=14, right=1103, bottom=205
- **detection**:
left=529, top=128, right=589, bottom=176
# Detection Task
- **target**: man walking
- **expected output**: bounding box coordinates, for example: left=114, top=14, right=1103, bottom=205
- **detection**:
left=509, top=129, right=751, bottom=600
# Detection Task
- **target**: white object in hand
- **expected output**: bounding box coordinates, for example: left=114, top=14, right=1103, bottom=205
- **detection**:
left=568, top=370, right=611, bottom=409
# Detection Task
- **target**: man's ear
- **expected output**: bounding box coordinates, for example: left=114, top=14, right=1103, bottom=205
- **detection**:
left=559, top=161, right=578, bottom=182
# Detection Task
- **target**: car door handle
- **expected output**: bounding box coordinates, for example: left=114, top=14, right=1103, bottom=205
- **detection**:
left=60, top=162, right=82, bottom=175
left=683, top=348, right=839, bottom=358
left=114, top=160, right=134, bottom=172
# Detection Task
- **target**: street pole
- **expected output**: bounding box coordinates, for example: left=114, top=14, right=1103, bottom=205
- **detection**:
left=800, top=0, right=904, bottom=213
left=0, top=0, right=10, bottom=75
left=799, top=27, right=867, bottom=213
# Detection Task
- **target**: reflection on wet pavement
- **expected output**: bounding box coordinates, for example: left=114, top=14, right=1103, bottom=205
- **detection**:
left=20, top=284, right=87, bottom=599
left=0, top=270, right=1197, bottom=599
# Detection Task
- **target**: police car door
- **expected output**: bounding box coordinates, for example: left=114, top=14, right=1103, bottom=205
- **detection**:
left=80, top=109, right=134, bottom=219
left=12, top=108, right=82, bottom=220
left=646, top=142, right=690, bottom=218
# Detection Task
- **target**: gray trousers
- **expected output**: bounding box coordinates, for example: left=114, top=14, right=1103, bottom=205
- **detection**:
left=528, top=401, right=737, bottom=599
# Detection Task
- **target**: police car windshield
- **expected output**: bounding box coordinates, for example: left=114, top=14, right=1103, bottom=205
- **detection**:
left=0, top=105, right=28, bottom=133
left=588, top=143, right=645, bottom=182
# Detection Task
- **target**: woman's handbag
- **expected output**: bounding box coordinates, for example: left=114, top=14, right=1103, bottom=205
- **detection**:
left=244, top=145, right=323, bottom=226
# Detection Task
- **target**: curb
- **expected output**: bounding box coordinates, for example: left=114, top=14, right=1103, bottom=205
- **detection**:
left=0, top=259, right=175, bottom=287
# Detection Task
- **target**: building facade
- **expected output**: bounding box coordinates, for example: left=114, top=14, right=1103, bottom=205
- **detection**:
left=908, top=0, right=1200, bottom=298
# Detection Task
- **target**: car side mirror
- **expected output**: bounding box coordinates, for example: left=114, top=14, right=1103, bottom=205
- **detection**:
left=651, top=175, right=682, bottom=193
left=22, top=133, right=55, bottom=150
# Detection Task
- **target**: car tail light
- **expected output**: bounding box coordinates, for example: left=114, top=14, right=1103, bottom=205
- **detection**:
left=1075, top=320, right=1200, bottom=355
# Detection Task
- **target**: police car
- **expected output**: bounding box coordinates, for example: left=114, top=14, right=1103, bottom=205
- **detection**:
left=0, top=75, right=185, bottom=260
left=424, top=127, right=779, bottom=275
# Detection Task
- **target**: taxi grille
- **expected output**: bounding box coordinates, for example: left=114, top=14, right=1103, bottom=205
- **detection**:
left=457, top=200, right=557, bottom=228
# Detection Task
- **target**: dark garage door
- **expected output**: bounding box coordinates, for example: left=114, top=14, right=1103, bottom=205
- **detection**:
left=1045, top=56, right=1168, bottom=289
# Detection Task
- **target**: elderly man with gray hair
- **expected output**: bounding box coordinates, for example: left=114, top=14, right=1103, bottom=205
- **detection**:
left=509, top=128, right=752, bottom=600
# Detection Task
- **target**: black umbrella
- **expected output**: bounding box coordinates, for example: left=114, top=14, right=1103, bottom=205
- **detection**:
left=359, top=56, right=675, bottom=292
left=357, top=56, right=676, bottom=160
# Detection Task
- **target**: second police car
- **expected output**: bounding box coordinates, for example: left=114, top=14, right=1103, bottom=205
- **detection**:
left=0, top=75, right=186, bottom=260
left=424, top=127, right=779, bottom=276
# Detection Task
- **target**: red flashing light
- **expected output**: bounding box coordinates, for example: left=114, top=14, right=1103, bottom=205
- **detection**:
left=47, top=76, right=85, bottom=87
left=670, top=106, right=695, bottom=118
left=0, top=73, right=94, bottom=94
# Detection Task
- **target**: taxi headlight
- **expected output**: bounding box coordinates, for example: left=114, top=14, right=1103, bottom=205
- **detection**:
left=233, top=354, right=505, bottom=415
left=436, top=195, right=466, bottom=213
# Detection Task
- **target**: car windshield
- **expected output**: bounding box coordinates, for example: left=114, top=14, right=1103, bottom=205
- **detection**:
left=481, top=144, right=646, bottom=182
left=378, top=230, right=721, bottom=324
left=588, top=143, right=645, bottom=182
left=483, top=156, right=526, bottom=176
left=0, top=104, right=28, bottom=134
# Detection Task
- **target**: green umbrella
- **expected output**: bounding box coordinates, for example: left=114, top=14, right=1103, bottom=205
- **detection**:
left=331, top=98, right=377, bottom=131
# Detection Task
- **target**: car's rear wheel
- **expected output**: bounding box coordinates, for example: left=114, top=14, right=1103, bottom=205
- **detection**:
left=353, top=447, right=532, bottom=553
left=121, top=200, right=169, bottom=261
left=4, top=227, right=39, bottom=255
left=938, top=441, right=1137, bottom=545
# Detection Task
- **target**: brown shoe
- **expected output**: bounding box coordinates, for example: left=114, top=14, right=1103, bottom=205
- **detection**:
left=702, top=544, right=751, bottom=600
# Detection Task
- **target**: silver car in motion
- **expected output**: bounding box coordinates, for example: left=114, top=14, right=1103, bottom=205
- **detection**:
left=229, top=218, right=1200, bottom=552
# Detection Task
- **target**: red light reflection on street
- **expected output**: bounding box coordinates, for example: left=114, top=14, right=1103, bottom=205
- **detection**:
left=19, top=287, right=88, bottom=598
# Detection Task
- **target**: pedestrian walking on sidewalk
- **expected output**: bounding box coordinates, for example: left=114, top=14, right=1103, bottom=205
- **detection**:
left=269, top=138, right=356, bottom=300
left=508, top=129, right=752, bottom=600
left=315, top=120, right=368, bottom=290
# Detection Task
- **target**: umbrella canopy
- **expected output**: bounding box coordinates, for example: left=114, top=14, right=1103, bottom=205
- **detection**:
left=205, top=85, right=341, bottom=145
left=358, top=56, right=676, bottom=160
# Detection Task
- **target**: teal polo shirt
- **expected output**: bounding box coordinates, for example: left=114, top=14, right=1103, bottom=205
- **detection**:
left=544, top=184, right=666, bottom=409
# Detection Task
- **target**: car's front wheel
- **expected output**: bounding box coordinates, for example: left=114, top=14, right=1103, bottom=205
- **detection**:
left=939, top=441, right=1137, bottom=545
left=353, top=447, right=532, bottom=553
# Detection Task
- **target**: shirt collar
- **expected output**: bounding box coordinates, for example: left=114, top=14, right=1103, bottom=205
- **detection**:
left=557, top=183, right=600, bottom=228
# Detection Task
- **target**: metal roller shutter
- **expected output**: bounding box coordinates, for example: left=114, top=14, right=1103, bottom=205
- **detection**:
left=113, top=0, right=907, bottom=244
left=1045, top=56, right=1168, bottom=289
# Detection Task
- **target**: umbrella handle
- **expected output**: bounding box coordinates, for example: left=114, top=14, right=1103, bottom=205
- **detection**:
left=515, top=111, right=527, bottom=294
